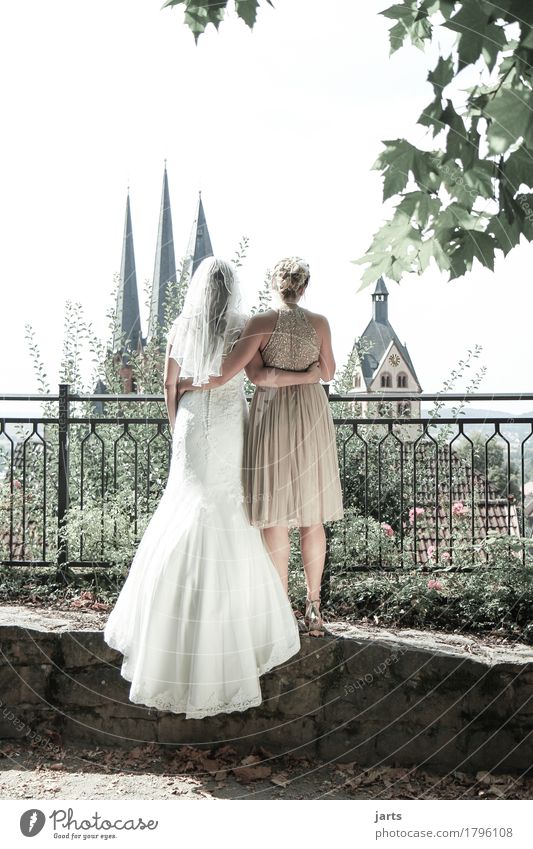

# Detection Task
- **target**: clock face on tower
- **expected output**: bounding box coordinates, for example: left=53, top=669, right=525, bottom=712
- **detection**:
left=388, top=353, right=400, bottom=367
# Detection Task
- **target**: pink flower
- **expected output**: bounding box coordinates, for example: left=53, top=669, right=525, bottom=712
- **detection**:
left=381, top=522, right=394, bottom=537
left=441, top=552, right=451, bottom=562
left=13, top=479, right=22, bottom=489
left=427, top=544, right=435, bottom=559
left=409, top=506, right=425, bottom=524
left=427, top=579, right=443, bottom=591
left=452, top=501, right=468, bottom=516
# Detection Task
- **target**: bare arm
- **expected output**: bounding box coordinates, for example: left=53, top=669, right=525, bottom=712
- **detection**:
left=317, top=316, right=336, bottom=382
left=179, top=316, right=319, bottom=393
left=163, top=337, right=181, bottom=433
left=245, top=349, right=320, bottom=387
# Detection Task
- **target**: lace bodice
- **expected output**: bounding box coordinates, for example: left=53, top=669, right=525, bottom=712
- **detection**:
left=261, top=304, right=320, bottom=370
left=169, top=372, right=248, bottom=508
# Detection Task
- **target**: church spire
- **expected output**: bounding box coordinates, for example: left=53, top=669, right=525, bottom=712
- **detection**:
left=112, top=191, right=142, bottom=362
left=182, top=192, right=214, bottom=281
left=148, top=163, right=177, bottom=342
left=372, top=276, right=389, bottom=323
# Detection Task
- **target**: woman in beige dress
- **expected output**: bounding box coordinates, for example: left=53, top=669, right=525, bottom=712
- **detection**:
left=244, top=257, right=343, bottom=636
left=180, top=257, right=343, bottom=637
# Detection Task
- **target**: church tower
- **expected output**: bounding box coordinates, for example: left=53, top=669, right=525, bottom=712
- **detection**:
left=111, top=191, right=144, bottom=392
left=181, top=192, right=214, bottom=283
left=350, top=277, right=422, bottom=431
left=148, top=163, right=177, bottom=345
left=95, top=180, right=216, bottom=409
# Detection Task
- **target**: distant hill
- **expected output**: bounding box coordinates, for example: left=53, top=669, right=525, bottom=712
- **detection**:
left=421, top=405, right=533, bottom=420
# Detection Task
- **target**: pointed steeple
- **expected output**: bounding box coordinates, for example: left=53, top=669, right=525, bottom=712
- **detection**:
left=148, top=163, right=177, bottom=341
left=112, top=191, right=142, bottom=362
left=372, top=276, right=389, bottom=323
left=182, top=192, right=214, bottom=281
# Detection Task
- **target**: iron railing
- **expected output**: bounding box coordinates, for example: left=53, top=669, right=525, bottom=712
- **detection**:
left=1, top=386, right=532, bottom=587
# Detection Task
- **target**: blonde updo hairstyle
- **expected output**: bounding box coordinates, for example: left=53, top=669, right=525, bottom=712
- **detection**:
left=271, top=257, right=310, bottom=302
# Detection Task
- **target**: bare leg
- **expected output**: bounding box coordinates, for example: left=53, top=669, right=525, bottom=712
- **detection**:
left=299, top=524, right=326, bottom=600
left=262, top=526, right=290, bottom=594
left=300, top=524, right=326, bottom=636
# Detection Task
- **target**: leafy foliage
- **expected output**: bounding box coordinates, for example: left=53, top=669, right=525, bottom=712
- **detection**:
left=357, top=0, right=533, bottom=286
left=161, top=0, right=533, bottom=285
left=326, top=542, right=533, bottom=643
left=161, top=0, right=273, bottom=40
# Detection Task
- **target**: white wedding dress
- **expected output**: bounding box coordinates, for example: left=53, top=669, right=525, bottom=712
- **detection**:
left=103, top=370, right=300, bottom=719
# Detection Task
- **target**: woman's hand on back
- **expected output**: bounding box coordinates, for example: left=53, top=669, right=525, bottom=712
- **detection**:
left=306, top=361, right=321, bottom=383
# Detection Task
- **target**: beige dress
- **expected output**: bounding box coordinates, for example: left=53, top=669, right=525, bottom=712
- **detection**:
left=245, top=303, right=344, bottom=528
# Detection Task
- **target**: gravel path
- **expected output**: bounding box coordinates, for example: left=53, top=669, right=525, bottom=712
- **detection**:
left=1, top=740, right=532, bottom=801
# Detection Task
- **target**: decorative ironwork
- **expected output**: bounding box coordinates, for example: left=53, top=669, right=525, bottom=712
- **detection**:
left=1, top=388, right=532, bottom=592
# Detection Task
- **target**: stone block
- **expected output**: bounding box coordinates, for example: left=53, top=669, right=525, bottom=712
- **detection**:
left=50, top=665, right=122, bottom=708
left=61, top=710, right=158, bottom=747
left=0, top=662, right=52, bottom=705
left=60, top=631, right=119, bottom=668
left=1, top=630, right=58, bottom=666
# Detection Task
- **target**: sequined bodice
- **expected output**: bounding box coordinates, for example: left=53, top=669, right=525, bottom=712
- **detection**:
left=261, top=304, right=320, bottom=371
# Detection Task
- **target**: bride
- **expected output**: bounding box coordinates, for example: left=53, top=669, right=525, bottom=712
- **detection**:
left=103, top=256, right=320, bottom=719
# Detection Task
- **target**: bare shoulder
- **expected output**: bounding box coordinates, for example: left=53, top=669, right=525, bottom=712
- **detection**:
left=300, top=308, right=331, bottom=338
left=243, top=310, right=278, bottom=334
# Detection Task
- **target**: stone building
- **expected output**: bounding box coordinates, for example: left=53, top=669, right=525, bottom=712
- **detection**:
left=348, top=277, right=422, bottom=441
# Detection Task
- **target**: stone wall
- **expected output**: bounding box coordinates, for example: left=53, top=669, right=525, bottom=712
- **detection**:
left=1, top=607, right=532, bottom=775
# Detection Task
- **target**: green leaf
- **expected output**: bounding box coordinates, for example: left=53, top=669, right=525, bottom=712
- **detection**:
left=435, top=201, right=480, bottom=233
left=161, top=0, right=273, bottom=37
left=461, top=120, right=481, bottom=170
left=515, top=193, right=533, bottom=239
left=397, top=191, right=442, bottom=228
left=235, top=0, right=270, bottom=27
left=373, top=210, right=423, bottom=249
left=418, top=236, right=452, bottom=272
left=487, top=211, right=522, bottom=255
left=447, top=229, right=496, bottom=278
left=357, top=255, right=393, bottom=290
left=418, top=97, right=446, bottom=135
left=445, top=2, right=506, bottom=70
left=463, top=160, right=496, bottom=199
left=420, top=0, right=455, bottom=18
left=521, top=28, right=533, bottom=50
left=388, top=20, right=409, bottom=54
left=441, top=100, right=468, bottom=160
left=502, top=145, right=533, bottom=191
left=374, top=140, right=438, bottom=200
left=507, top=0, right=533, bottom=28
left=381, top=1, right=432, bottom=51
left=355, top=208, right=424, bottom=286
left=381, top=2, right=418, bottom=22
left=484, top=86, right=533, bottom=153
left=427, top=56, right=455, bottom=95
left=162, top=0, right=227, bottom=40
left=417, top=98, right=467, bottom=162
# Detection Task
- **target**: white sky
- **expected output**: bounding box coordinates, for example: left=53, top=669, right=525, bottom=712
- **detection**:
left=1, top=0, right=532, bottom=414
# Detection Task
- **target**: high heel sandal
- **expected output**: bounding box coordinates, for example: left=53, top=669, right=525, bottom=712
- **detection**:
left=304, top=597, right=325, bottom=637
left=294, top=609, right=308, bottom=633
